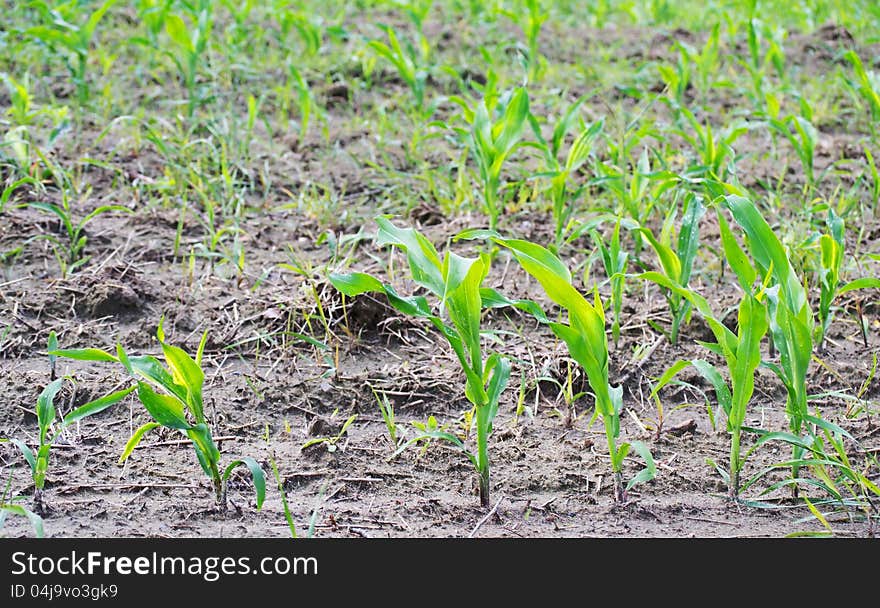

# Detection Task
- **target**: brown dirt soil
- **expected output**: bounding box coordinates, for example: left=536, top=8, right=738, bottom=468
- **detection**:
left=2, top=24, right=880, bottom=538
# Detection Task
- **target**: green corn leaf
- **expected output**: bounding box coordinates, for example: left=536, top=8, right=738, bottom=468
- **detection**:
left=838, top=277, right=880, bottom=294
left=636, top=271, right=737, bottom=356
left=84, top=0, right=117, bottom=39
left=187, top=423, right=221, bottom=477
left=49, top=348, right=119, bottom=362
left=376, top=217, right=444, bottom=296
left=157, top=340, right=205, bottom=423
left=639, top=227, right=682, bottom=283
left=4, top=438, right=36, bottom=475
left=690, top=360, right=732, bottom=416
left=80, top=204, right=132, bottom=227
left=445, top=253, right=485, bottom=368
left=328, top=271, right=384, bottom=295
left=47, top=331, right=57, bottom=375
left=129, top=355, right=189, bottom=406
left=677, top=194, right=705, bottom=285
left=36, top=379, right=63, bottom=444
left=55, top=386, right=136, bottom=438
left=649, top=359, right=692, bottom=397
left=492, top=88, right=530, bottom=165
left=717, top=209, right=756, bottom=293
left=550, top=97, right=586, bottom=156
left=485, top=354, right=512, bottom=430
left=118, top=422, right=161, bottom=464
left=116, top=343, right=133, bottom=376
left=165, top=14, right=194, bottom=54
left=565, top=119, right=604, bottom=173
left=725, top=195, right=809, bottom=318
left=0, top=504, right=44, bottom=538
left=222, top=457, right=266, bottom=510
left=329, top=272, right=432, bottom=318
left=478, top=287, right=549, bottom=322
left=136, top=382, right=190, bottom=430
left=802, top=414, right=856, bottom=443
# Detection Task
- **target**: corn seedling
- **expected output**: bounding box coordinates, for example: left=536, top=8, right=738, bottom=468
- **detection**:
left=0, top=474, right=44, bottom=538
left=1, top=176, right=38, bottom=216
left=638, top=192, right=706, bottom=345
left=723, top=194, right=817, bottom=491
left=753, top=419, right=877, bottom=517
left=1, top=72, right=38, bottom=126
left=461, top=230, right=655, bottom=502
left=657, top=43, right=691, bottom=108
left=769, top=108, right=819, bottom=189
left=842, top=50, right=880, bottom=135
left=368, top=24, right=430, bottom=113
left=286, top=63, right=319, bottom=138
left=133, top=0, right=173, bottom=48
left=678, top=23, right=722, bottom=107
left=815, top=209, right=880, bottom=349
left=50, top=321, right=266, bottom=512
left=642, top=207, right=769, bottom=497
left=499, top=0, right=548, bottom=81
left=372, top=387, right=404, bottom=450
left=330, top=218, right=512, bottom=507
left=534, top=98, right=604, bottom=251
left=674, top=107, right=747, bottom=183
left=28, top=186, right=131, bottom=278
left=738, top=19, right=787, bottom=113
left=448, top=87, right=532, bottom=232
left=4, top=334, right=134, bottom=513
left=165, top=1, right=213, bottom=118
left=302, top=414, right=358, bottom=453
left=26, top=0, right=117, bottom=105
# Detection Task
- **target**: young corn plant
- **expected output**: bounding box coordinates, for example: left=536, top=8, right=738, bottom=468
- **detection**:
left=769, top=107, right=819, bottom=189
left=814, top=210, right=880, bottom=349
left=737, top=18, right=787, bottom=114
left=164, top=1, right=213, bottom=118
left=499, top=0, right=548, bottom=81
left=4, top=334, right=134, bottom=513
left=460, top=230, right=655, bottom=502
left=26, top=0, right=117, bottom=105
left=673, top=107, right=747, bottom=183
left=842, top=50, right=880, bottom=136
left=329, top=218, right=512, bottom=507
left=1, top=73, right=39, bottom=126
left=368, top=24, right=430, bottom=113
left=50, top=322, right=265, bottom=513
left=657, top=42, right=691, bottom=108
left=641, top=208, right=769, bottom=497
left=679, top=23, right=722, bottom=107
left=5, top=379, right=134, bottom=514
left=724, top=195, right=814, bottom=490
left=29, top=186, right=131, bottom=278
left=448, top=87, right=532, bottom=232
left=638, top=193, right=706, bottom=345
left=534, top=99, right=604, bottom=251
left=0, top=475, right=44, bottom=538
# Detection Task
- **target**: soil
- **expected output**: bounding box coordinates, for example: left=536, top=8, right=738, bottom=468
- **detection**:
left=1, top=20, right=879, bottom=538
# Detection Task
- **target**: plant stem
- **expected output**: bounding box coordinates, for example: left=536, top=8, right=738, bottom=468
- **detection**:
left=603, top=414, right=625, bottom=502
left=33, top=488, right=44, bottom=515
left=729, top=425, right=741, bottom=498
left=476, top=403, right=490, bottom=508
left=210, top=462, right=225, bottom=512
left=485, top=185, right=498, bottom=232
